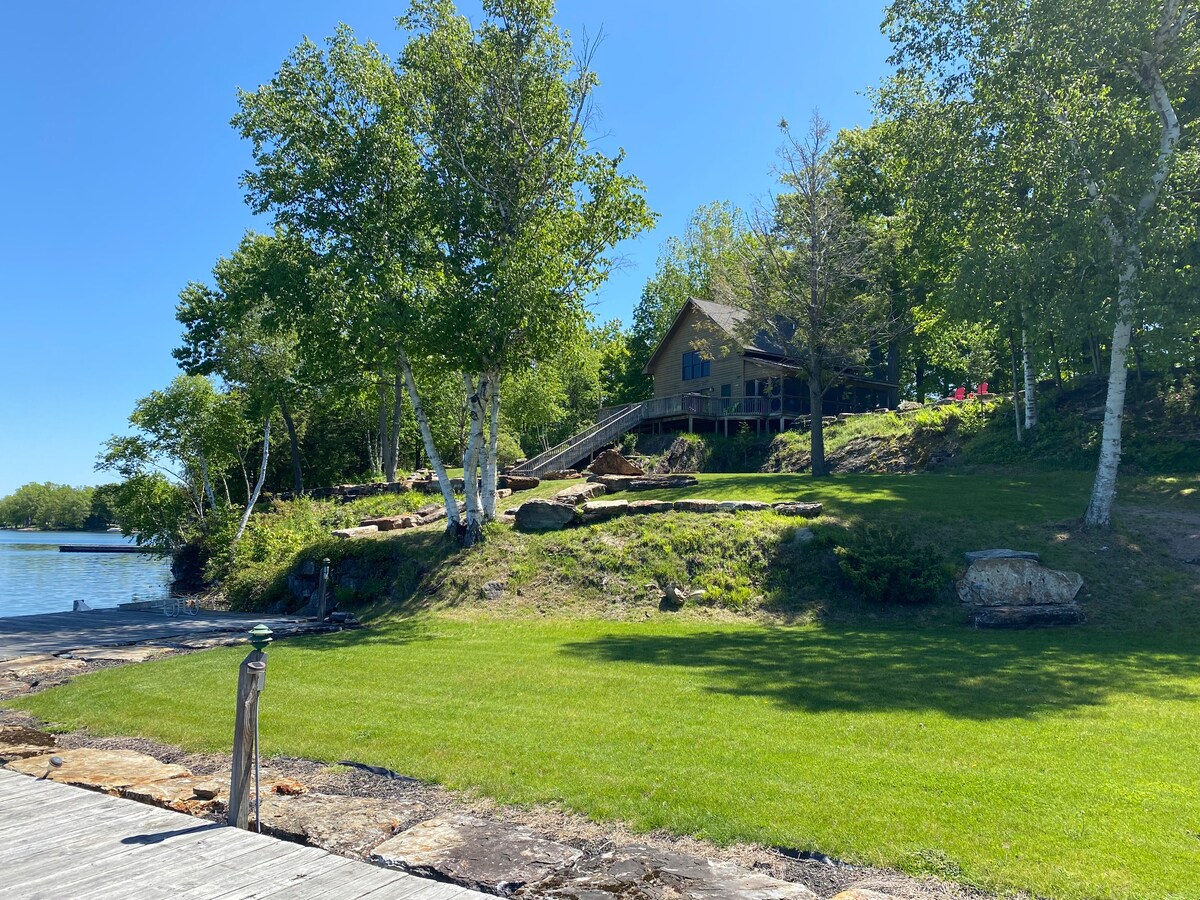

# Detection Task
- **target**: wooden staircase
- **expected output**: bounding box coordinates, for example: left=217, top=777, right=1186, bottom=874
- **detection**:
left=512, top=404, right=645, bottom=477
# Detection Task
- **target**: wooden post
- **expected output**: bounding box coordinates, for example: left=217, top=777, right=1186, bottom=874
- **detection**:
left=228, top=650, right=267, bottom=829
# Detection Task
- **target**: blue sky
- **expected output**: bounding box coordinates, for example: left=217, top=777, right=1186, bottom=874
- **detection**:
left=0, top=1, right=893, bottom=495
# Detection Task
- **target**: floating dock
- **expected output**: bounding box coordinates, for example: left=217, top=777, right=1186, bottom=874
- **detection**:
left=59, top=544, right=164, bottom=554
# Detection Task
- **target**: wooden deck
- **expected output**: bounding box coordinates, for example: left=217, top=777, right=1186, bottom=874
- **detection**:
left=0, top=609, right=318, bottom=661
left=0, top=768, right=488, bottom=899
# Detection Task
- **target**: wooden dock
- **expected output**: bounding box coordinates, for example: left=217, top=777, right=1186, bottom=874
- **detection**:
left=0, top=609, right=319, bottom=661
left=0, top=768, right=488, bottom=899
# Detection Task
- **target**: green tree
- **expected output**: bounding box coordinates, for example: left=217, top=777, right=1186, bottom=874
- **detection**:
left=885, top=0, right=1198, bottom=525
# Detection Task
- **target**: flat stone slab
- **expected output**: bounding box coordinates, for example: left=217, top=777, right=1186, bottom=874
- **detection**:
left=973, top=604, right=1083, bottom=628
left=628, top=499, right=674, bottom=515
left=673, top=499, right=719, bottom=513
left=372, top=814, right=582, bottom=893
left=581, top=500, right=629, bottom=523
left=533, top=843, right=817, bottom=899
left=254, top=791, right=427, bottom=858
left=0, top=678, right=31, bottom=698
left=773, top=502, right=824, bottom=517
left=718, top=500, right=771, bottom=512
left=628, top=475, right=699, bottom=490
left=6, top=748, right=191, bottom=793
left=59, top=646, right=167, bottom=663
left=0, top=654, right=87, bottom=679
left=333, top=525, right=380, bottom=539
left=121, top=776, right=220, bottom=813
left=0, top=725, right=56, bottom=762
left=590, top=474, right=641, bottom=492
left=964, top=549, right=1041, bottom=562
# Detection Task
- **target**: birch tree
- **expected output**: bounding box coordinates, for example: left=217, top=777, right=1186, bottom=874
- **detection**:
left=400, top=0, right=655, bottom=544
left=885, top=0, right=1198, bottom=526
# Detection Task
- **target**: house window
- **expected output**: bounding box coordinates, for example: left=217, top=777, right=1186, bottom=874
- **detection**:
left=720, top=383, right=731, bottom=398
left=682, top=350, right=710, bottom=381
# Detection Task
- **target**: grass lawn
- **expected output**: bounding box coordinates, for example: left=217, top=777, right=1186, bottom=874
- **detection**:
left=13, top=614, right=1200, bottom=899
left=11, top=471, right=1200, bottom=899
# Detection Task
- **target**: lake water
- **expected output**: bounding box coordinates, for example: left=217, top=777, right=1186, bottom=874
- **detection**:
left=0, top=530, right=173, bottom=619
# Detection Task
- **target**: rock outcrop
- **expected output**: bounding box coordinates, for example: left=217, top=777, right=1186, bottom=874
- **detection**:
left=514, top=500, right=578, bottom=531
left=581, top=500, right=629, bottom=523
left=773, top=501, right=824, bottom=517
left=6, top=748, right=191, bottom=793
left=554, top=482, right=608, bottom=505
left=254, top=791, right=427, bottom=858
left=628, top=475, right=699, bottom=491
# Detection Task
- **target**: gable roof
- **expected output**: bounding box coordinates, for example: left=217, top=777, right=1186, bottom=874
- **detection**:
left=642, top=297, right=783, bottom=375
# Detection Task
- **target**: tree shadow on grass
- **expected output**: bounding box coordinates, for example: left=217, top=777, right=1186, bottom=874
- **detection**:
left=561, top=625, right=1200, bottom=720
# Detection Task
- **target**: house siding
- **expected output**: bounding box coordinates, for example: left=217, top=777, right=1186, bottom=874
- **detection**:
left=648, top=308, right=744, bottom=400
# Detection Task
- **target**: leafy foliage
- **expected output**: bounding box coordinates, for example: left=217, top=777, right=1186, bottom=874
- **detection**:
left=832, top=524, right=948, bottom=605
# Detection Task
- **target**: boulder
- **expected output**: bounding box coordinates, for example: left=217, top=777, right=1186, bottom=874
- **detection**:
left=581, top=500, right=629, bottom=523
left=555, top=482, right=607, bottom=505
left=718, top=500, right=771, bottom=513
left=1, top=654, right=87, bottom=679
left=332, top=525, right=379, bottom=539
left=773, top=501, right=824, bottom=517
left=628, top=474, right=699, bottom=491
left=531, top=843, right=817, bottom=899
left=254, top=791, right=426, bottom=858
left=496, top=488, right=513, bottom=500
left=588, top=449, right=644, bottom=476
left=542, top=469, right=580, bottom=480
left=499, top=475, right=540, bottom=492
left=964, top=548, right=1041, bottom=562
left=514, top=500, right=578, bottom=532
left=360, top=516, right=413, bottom=532
left=371, top=815, right=582, bottom=893
left=482, top=580, right=507, bottom=601
left=0, top=725, right=56, bottom=762
left=6, top=748, right=191, bottom=793
left=957, top=558, right=1083, bottom=607
left=673, top=498, right=719, bottom=513
left=628, top=499, right=674, bottom=515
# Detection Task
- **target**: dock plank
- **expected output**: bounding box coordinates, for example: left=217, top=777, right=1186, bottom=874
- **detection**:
left=0, top=769, right=490, bottom=899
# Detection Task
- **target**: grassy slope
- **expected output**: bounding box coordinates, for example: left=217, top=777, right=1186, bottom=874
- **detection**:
left=12, top=471, right=1200, bottom=899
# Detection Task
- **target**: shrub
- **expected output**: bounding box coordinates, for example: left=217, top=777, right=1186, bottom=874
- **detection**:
left=833, top=524, right=947, bottom=605
left=619, top=431, right=639, bottom=457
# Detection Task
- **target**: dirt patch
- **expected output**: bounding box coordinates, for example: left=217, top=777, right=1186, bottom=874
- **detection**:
left=1118, top=505, right=1200, bottom=572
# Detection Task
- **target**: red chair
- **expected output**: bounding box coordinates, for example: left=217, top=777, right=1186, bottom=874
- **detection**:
left=953, top=387, right=966, bottom=401
left=977, top=382, right=989, bottom=395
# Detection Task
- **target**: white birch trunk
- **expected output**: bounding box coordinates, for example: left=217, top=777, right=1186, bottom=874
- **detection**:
left=398, top=348, right=459, bottom=531
left=481, top=373, right=501, bottom=522
left=1084, top=255, right=1138, bottom=528
left=1022, top=329, right=1038, bottom=429
left=233, top=415, right=271, bottom=546
left=199, top=454, right=217, bottom=514
left=461, top=373, right=487, bottom=546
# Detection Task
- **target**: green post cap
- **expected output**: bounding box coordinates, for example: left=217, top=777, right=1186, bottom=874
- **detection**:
left=248, top=624, right=274, bottom=652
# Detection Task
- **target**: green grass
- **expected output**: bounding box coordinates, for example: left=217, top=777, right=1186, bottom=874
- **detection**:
left=14, top=615, right=1200, bottom=899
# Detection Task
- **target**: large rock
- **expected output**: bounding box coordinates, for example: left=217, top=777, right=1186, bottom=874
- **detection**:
left=332, top=525, right=379, bottom=539
left=0, top=655, right=86, bottom=679
left=0, top=678, right=31, bottom=698
left=773, top=502, right=824, bottom=517
left=514, top=500, right=578, bottom=531
left=581, top=500, right=629, bottom=523
left=628, top=475, right=699, bottom=491
left=499, top=475, right=540, bottom=492
left=673, top=498, right=719, bottom=513
left=360, top=516, right=414, bottom=531
left=254, top=791, right=426, bottom=858
left=555, top=482, right=607, bottom=505
left=628, top=499, right=674, bottom=515
left=372, top=815, right=582, bottom=893
left=0, top=725, right=56, bottom=762
left=532, top=843, right=817, bottom=899
left=588, top=449, right=644, bottom=477
left=718, top=500, right=771, bottom=513
left=6, top=748, right=191, bottom=793
left=957, top=558, right=1083, bottom=607
left=542, top=469, right=580, bottom=481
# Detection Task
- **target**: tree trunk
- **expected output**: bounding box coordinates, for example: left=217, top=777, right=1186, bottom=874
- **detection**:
left=1085, top=255, right=1138, bottom=528
left=199, top=454, right=217, bottom=513
left=914, top=354, right=926, bottom=404
left=461, top=373, right=487, bottom=547
left=1048, top=332, right=1064, bottom=389
left=386, top=367, right=404, bottom=482
left=279, top=396, right=303, bottom=495
left=397, top=349, right=458, bottom=531
left=234, top=414, right=271, bottom=546
left=1022, top=328, right=1038, bottom=429
left=808, top=374, right=827, bottom=477
left=886, top=339, right=900, bottom=409
left=1010, top=333, right=1024, bottom=444
left=376, top=374, right=389, bottom=479
left=481, top=374, right=501, bottom=522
